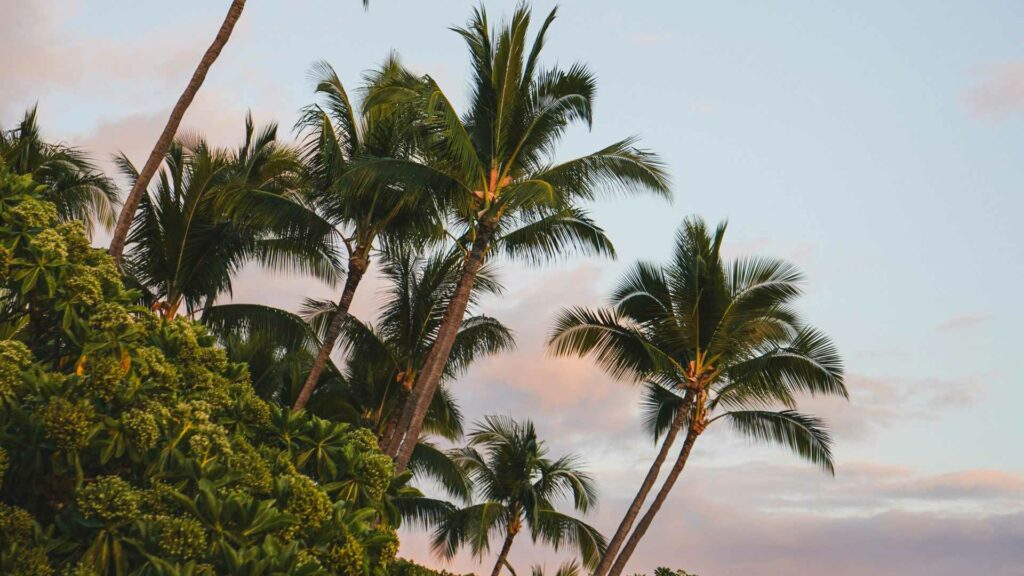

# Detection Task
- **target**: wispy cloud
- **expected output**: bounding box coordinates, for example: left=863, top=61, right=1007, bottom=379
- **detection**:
left=965, top=61, right=1024, bottom=117
left=935, top=313, right=991, bottom=332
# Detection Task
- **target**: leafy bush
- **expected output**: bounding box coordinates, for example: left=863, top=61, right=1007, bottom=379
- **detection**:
left=388, top=558, right=476, bottom=576
left=0, top=163, right=402, bottom=575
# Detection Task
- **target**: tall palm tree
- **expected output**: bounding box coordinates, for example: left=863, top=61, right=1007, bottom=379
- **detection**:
left=120, top=114, right=341, bottom=319
left=433, top=416, right=606, bottom=576
left=302, top=246, right=514, bottom=500
left=1, top=106, right=119, bottom=234
left=366, top=5, right=671, bottom=469
left=550, top=217, right=847, bottom=576
left=292, top=56, right=438, bottom=411
left=109, top=0, right=370, bottom=264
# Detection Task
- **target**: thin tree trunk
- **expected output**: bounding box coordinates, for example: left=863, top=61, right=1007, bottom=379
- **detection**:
left=594, top=405, right=689, bottom=576
left=292, top=252, right=368, bottom=411
left=491, top=531, right=517, bottom=576
left=607, top=426, right=702, bottom=576
left=109, top=0, right=246, bottom=264
left=387, top=224, right=495, bottom=469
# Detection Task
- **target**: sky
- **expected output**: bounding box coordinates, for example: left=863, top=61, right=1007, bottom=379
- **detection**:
left=3, top=1, right=1024, bottom=574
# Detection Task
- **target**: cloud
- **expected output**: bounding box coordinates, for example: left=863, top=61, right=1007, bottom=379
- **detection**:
left=801, top=373, right=984, bottom=441
left=401, top=461, right=1024, bottom=576
left=935, top=313, right=991, bottom=332
left=965, top=61, right=1024, bottom=117
left=0, top=1, right=205, bottom=118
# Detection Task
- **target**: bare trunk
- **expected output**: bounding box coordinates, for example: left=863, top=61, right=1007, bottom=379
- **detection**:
left=109, top=0, right=246, bottom=264
left=292, top=253, right=368, bottom=411
left=491, top=530, right=517, bottom=576
left=607, top=426, right=702, bottom=576
left=594, top=404, right=690, bottom=576
left=387, top=224, right=494, bottom=469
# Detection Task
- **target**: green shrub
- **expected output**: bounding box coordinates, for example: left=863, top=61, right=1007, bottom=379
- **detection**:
left=388, top=558, right=477, bottom=576
left=0, top=163, right=403, bottom=575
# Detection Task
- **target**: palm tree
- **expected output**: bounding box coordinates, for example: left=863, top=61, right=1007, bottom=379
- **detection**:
left=108, top=0, right=370, bottom=264
left=433, top=416, right=606, bottom=576
left=302, top=246, right=514, bottom=501
left=291, top=56, right=438, bottom=411
left=120, top=114, right=341, bottom=319
left=550, top=217, right=847, bottom=576
left=1, top=106, right=119, bottom=234
left=367, top=5, right=671, bottom=469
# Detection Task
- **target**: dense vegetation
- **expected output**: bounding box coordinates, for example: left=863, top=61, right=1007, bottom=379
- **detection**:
left=0, top=165, right=401, bottom=574
left=1, top=3, right=848, bottom=575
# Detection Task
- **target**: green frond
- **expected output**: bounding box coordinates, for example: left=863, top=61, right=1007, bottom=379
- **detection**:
left=719, top=410, right=835, bottom=474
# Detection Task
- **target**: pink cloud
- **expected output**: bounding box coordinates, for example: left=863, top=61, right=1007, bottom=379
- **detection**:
left=965, top=61, right=1024, bottom=117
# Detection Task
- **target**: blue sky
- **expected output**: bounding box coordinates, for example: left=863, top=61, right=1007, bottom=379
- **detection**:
left=4, top=1, right=1023, bottom=574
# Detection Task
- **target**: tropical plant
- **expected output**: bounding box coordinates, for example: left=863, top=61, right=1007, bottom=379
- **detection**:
left=389, top=558, right=477, bottom=576
left=109, top=0, right=246, bottom=264
left=120, top=113, right=341, bottom=320
left=108, top=0, right=373, bottom=264
left=550, top=217, right=846, bottom=576
left=432, top=416, right=606, bottom=576
left=1, top=106, right=118, bottom=234
left=0, top=164, right=403, bottom=574
left=361, top=5, right=671, bottom=469
left=292, top=56, right=439, bottom=411
left=302, top=246, right=513, bottom=501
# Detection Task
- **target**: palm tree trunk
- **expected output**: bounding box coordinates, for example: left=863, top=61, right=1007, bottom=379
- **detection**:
left=491, top=531, right=517, bottom=576
left=607, top=426, right=702, bottom=576
left=387, top=223, right=495, bottom=469
left=109, top=0, right=246, bottom=264
left=292, top=252, right=369, bottom=411
left=594, top=405, right=689, bottom=576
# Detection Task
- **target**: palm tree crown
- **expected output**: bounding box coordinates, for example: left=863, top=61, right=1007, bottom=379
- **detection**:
left=121, top=114, right=341, bottom=319
left=373, top=4, right=672, bottom=468
left=291, top=56, right=441, bottom=410
left=434, top=416, right=605, bottom=576
left=1, top=106, right=119, bottom=234
left=550, top=216, right=846, bottom=576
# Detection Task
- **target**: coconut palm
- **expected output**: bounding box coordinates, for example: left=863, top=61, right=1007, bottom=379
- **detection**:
left=367, top=5, right=671, bottom=468
left=109, top=0, right=371, bottom=264
left=549, top=217, right=846, bottom=576
left=120, top=114, right=341, bottom=319
left=433, top=416, right=605, bottom=576
left=302, top=246, right=514, bottom=500
left=1, top=106, right=119, bottom=234
left=291, top=56, right=439, bottom=411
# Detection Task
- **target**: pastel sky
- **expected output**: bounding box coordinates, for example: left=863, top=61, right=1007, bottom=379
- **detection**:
left=4, top=1, right=1024, bottom=574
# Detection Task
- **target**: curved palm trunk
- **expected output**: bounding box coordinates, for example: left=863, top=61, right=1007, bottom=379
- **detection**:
left=292, top=253, right=368, bottom=411
left=594, top=405, right=689, bottom=576
left=607, top=426, right=702, bottom=576
left=109, top=0, right=246, bottom=264
left=387, top=224, right=495, bottom=469
left=491, top=531, right=517, bottom=576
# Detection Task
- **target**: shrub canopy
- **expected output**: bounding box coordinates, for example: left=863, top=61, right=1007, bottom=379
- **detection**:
left=0, top=162, right=402, bottom=575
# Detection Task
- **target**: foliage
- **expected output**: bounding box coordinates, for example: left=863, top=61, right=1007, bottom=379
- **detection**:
left=0, top=163, right=403, bottom=575
left=434, top=416, right=606, bottom=573
left=389, top=558, right=476, bottom=576
left=121, top=114, right=342, bottom=319
left=1, top=106, right=119, bottom=235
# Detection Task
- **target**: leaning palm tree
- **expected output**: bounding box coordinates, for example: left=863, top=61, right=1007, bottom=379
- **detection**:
left=291, top=56, right=439, bottom=411
left=120, top=114, right=341, bottom=319
left=550, top=217, right=847, bottom=576
left=368, top=5, right=671, bottom=469
left=433, top=416, right=605, bottom=576
left=1, top=106, right=119, bottom=234
left=109, top=0, right=371, bottom=264
left=303, top=246, right=514, bottom=501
